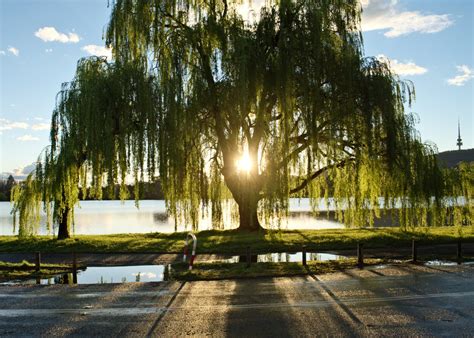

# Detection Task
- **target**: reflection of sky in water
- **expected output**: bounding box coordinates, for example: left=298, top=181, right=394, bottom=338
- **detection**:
left=0, top=199, right=343, bottom=235
left=220, top=252, right=344, bottom=263
left=40, top=265, right=165, bottom=284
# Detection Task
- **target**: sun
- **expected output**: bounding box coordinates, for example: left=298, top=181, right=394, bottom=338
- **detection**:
left=236, top=153, right=252, bottom=173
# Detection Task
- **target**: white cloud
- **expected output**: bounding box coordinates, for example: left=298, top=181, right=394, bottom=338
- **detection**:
left=0, top=50, right=5, bottom=56
left=13, top=163, right=37, bottom=178
left=45, top=48, right=53, bottom=53
left=376, top=54, right=427, bottom=76
left=1, top=163, right=37, bottom=181
left=447, top=65, right=474, bottom=86
left=82, top=45, right=113, bottom=60
left=0, top=119, right=29, bottom=131
left=7, top=46, right=19, bottom=56
left=31, top=123, right=50, bottom=131
left=34, top=26, right=80, bottom=43
left=17, top=135, right=39, bottom=142
left=234, top=0, right=266, bottom=23
left=34, top=117, right=45, bottom=121
left=361, top=0, right=453, bottom=38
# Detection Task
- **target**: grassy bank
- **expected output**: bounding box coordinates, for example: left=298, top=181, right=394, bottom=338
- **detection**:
left=170, top=258, right=386, bottom=281
left=0, top=261, right=75, bottom=282
left=0, top=226, right=472, bottom=254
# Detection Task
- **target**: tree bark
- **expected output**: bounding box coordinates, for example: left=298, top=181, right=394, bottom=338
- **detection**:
left=227, top=175, right=263, bottom=231
left=236, top=194, right=263, bottom=231
left=57, top=206, right=70, bottom=240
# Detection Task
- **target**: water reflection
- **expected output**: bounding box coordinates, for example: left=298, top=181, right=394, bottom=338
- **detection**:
left=231, top=252, right=345, bottom=263
left=37, top=265, right=168, bottom=285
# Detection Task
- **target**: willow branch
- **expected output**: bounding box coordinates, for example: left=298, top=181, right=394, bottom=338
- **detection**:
left=289, top=158, right=354, bottom=195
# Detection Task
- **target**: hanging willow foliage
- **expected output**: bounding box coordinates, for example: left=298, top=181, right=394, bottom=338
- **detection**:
left=105, top=0, right=465, bottom=231
left=11, top=57, right=158, bottom=238
left=12, top=0, right=472, bottom=237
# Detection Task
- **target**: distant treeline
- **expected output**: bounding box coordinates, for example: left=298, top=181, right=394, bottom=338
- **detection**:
left=79, top=181, right=165, bottom=200
left=0, top=175, right=16, bottom=201
left=437, top=148, right=474, bottom=168
left=0, top=176, right=164, bottom=201
left=2, top=150, right=472, bottom=202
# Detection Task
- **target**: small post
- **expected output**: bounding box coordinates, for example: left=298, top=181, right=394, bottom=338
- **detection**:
left=72, top=252, right=78, bottom=284
left=357, top=243, right=364, bottom=268
left=457, top=240, right=462, bottom=265
left=412, top=239, right=418, bottom=263
left=246, top=246, right=251, bottom=268
left=35, top=252, right=41, bottom=272
left=302, top=245, right=307, bottom=266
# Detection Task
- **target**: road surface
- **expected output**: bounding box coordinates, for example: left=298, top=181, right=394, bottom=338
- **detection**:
left=0, top=264, right=473, bottom=337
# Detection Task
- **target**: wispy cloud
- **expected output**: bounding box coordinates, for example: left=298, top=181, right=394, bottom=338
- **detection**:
left=361, top=0, right=453, bottom=38
left=0, top=119, right=29, bottom=131
left=17, top=135, right=39, bottom=142
left=447, top=65, right=474, bottom=86
left=0, top=119, right=50, bottom=132
left=0, top=50, right=5, bottom=56
left=31, top=123, right=49, bottom=131
left=1, top=162, right=37, bottom=180
left=45, top=48, right=53, bottom=53
left=34, top=26, right=80, bottom=43
left=7, top=46, right=19, bottom=56
left=82, top=45, right=112, bottom=60
left=377, top=54, right=428, bottom=76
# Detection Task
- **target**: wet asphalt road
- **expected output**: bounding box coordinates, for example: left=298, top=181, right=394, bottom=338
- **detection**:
left=0, top=264, right=473, bottom=337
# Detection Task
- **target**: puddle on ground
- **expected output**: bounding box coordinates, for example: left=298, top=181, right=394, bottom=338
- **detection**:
left=6, top=265, right=169, bottom=285
left=424, top=260, right=459, bottom=266
left=216, top=252, right=345, bottom=263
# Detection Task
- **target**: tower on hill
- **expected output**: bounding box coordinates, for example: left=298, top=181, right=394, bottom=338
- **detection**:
left=456, top=119, right=463, bottom=151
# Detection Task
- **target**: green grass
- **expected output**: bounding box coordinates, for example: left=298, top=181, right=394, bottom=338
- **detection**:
left=0, top=260, right=76, bottom=282
left=0, top=260, right=72, bottom=270
left=0, top=226, right=471, bottom=254
left=170, top=258, right=386, bottom=281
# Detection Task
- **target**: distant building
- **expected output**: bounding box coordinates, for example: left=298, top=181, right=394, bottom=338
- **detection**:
left=456, top=119, right=463, bottom=150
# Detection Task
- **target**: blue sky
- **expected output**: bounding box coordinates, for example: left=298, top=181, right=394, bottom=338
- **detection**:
left=0, top=0, right=472, bottom=177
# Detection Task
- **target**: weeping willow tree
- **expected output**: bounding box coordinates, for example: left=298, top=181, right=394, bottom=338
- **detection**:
left=12, top=0, right=469, bottom=237
left=102, top=0, right=451, bottom=231
left=12, top=57, right=157, bottom=238
left=442, top=162, right=473, bottom=228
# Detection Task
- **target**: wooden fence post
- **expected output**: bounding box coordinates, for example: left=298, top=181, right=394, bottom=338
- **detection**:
left=357, top=243, right=364, bottom=268
left=412, top=239, right=417, bottom=263
left=35, top=252, right=41, bottom=272
left=302, top=246, right=307, bottom=266
left=72, top=252, right=78, bottom=284
left=246, top=246, right=251, bottom=268
left=457, top=240, right=462, bottom=265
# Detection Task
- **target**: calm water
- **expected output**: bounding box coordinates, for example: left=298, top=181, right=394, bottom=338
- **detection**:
left=0, top=265, right=167, bottom=285
left=218, top=252, right=345, bottom=263
left=0, top=199, right=343, bottom=236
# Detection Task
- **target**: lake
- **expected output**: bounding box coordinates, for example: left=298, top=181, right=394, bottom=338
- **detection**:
left=0, top=199, right=344, bottom=236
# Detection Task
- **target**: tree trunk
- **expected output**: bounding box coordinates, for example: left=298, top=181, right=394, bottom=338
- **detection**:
left=57, top=206, right=70, bottom=240
left=221, top=152, right=263, bottom=231
left=237, top=197, right=262, bottom=231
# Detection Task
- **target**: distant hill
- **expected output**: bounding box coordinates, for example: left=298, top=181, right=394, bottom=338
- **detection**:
left=437, top=148, right=474, bottom=168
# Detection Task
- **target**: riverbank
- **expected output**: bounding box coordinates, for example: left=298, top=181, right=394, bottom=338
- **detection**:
left=0, top=261, right=77, bottom=282
left=0, top=226, right=472, bottom=255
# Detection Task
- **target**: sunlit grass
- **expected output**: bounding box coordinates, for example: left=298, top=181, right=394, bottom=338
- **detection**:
left=0, top=226, right=472, bottom=254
